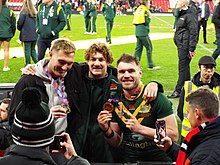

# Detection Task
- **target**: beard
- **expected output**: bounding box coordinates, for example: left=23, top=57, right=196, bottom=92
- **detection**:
left=121, top=81, right=139, bottom=91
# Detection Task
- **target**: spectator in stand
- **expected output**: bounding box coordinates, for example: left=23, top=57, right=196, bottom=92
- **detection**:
left=0, top=98, right=11, bottom=152
left=17, top=0, right=38, bottom=67
left=0, top=0, right=16, bottom=72
left=36, top=0, right=66, bottom=60
left=64, top=0, right=72, bottom=30
left=101, top=0, right=116, bottom=44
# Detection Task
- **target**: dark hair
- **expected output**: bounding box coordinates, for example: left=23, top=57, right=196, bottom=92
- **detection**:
left=117, top=53, right=140, bottom=67
left=84, top=42, right=113, bottom=64
left=186, top=87, right=219, bottom=119
left=1, top=98, right=11, bottom=111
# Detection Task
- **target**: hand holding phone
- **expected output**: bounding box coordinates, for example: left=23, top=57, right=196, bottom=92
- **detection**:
left=49, top=135, right=67, bottom=151
left=155, top=120, right=166, bottom=145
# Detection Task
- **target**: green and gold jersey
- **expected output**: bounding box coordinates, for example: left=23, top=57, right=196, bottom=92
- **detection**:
left=112, top=85, right=173, bottom=162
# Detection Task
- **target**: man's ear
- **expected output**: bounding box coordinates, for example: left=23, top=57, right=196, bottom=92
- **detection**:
left=198, top=65, right=201, bottom=72
left=49, top=51, right=53, bottom=59
left=195, top=108, right=203, bottom=120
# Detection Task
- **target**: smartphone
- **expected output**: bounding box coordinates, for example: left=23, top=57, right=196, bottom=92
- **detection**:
left=155, top=120, right=166, bottom=145
left=49, top=135, right=66, bottom=151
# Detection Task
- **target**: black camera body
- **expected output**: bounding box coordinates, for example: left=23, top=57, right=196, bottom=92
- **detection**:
left=49, top=135, right=66, bottom=151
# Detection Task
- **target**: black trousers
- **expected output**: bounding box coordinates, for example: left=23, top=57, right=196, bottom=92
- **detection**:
left=198, top=18, right=208, bottom=43
left=212, top=33, right=220, bottom=60
left=37, top=38, right=57, bottom=60
left=175, top=48, right=191, bottom=93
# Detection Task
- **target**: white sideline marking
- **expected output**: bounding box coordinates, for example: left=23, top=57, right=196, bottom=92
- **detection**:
left=0, top=33, right=173, bottom=60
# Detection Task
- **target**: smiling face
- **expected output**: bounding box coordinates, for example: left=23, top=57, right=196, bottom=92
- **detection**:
left=117, top=61, right=142, bottom=91
left=87, top=52, right=109, bottom=79
left=48, top=49, right=74, bottom=79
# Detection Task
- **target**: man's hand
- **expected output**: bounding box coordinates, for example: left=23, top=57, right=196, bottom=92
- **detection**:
left=124, top=110, right=143, bottom=134
left=60, top=132, right=78, bottom=159
left=51, top=105, right=68, bottom=119
left=21, top=64, right=36, bottom=75
left=189, top=51, right=196, bottom=59
left=142, top=82, right=158, bottom=101
left=154, top=134, right=172, bottom=151
left=97, top=110, right=112, bottom=132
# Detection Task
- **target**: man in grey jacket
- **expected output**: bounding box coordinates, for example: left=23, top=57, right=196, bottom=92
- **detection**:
left=9, top=38, right=76, bottom=164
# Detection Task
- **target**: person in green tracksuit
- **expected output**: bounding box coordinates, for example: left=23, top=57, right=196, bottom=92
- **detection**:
left=101, top=0, right=116, bottom=44
left=64, top=0, right=72, bottom=30
left=83, top=0, right=92, bottom=34
left=36, top=0, right=66, bottom=60
left=0, top=0, right=16, bottom=72
left=89, top=0, right=97, bottom=34
left=133, top=0, right=159, bottom=70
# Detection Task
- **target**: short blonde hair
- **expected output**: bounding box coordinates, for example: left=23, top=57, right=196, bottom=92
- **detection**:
left=50, top=38, right=76, bottom=54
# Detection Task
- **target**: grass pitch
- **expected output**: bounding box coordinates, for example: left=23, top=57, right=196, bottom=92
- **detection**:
left=0, top=14, right=217, bottom=96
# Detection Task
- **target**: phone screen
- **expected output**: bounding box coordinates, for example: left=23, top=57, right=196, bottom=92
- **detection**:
left=155, top=120, right=166, bottom=145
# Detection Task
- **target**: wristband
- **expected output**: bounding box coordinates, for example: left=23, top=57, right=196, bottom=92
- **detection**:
left=104, top=129, right=114, bottom=139
left=102, top=127, right=109, bottom=133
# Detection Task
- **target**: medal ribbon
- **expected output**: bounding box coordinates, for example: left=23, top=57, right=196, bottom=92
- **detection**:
left=46, top=69, right=69, bottom=107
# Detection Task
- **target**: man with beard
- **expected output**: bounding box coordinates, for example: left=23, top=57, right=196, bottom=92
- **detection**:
left=0, top=98, right=11, bottom=154
left=97, top=54, right=178, bottom=163
left=177, top=55, right=220, bottom=140
left=20, top=42, right=162, bottom=163
left=65, top=43, right=162, bottom=163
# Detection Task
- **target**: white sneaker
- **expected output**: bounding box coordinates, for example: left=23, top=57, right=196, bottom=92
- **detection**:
left=147, top=66, right=160, bottom=70
left=84, top=32, right=89, bottom=34
left=3, top=67, right=10, bottom=71
left=92, top=32, right=97, bottom=35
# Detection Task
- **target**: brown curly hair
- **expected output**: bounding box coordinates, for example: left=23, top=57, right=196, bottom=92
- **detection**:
left=84, top=42, right=113, bottom=64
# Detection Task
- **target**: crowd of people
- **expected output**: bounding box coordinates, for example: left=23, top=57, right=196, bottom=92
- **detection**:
left=0, top=0, right=220, bottom=164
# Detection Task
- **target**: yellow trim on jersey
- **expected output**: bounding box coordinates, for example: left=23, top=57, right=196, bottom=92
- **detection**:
left=115, top=83, right=148, bottom=124
left=57, top=6, right=62, bottom=15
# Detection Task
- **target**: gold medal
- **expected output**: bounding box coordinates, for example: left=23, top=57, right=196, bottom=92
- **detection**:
left=62, top=105, right=71, bottom=114
left=103, top=102, right=114, bottom=112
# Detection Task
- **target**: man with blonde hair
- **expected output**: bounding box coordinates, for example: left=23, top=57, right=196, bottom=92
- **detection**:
left=9, top=38, right=76, bottom=164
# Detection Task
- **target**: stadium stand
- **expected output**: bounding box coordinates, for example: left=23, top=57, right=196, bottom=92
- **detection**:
left=8, top=0, right=23, bottom=11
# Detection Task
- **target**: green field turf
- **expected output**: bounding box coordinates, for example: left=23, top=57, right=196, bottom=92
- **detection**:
left=0, top=14, right=217, bottom=96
